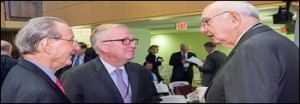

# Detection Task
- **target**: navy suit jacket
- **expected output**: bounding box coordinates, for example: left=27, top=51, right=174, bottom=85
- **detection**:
left=60, top=58, right=162, bottom=103
left=205, top=24, right=299, bottom=103
left=55, top=54, right=92, bottom=79
left=1, top=59, right=70, bottom=103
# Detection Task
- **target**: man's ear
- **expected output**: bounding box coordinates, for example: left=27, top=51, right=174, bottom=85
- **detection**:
left=96, top=41, right=108, bottom=53
left=40, top=38, right=53, bottom=54
left=230, top=11, right=241, bottom=28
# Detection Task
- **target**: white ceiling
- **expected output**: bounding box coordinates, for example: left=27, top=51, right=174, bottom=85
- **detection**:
left=118, top=5, right=298, bottom=34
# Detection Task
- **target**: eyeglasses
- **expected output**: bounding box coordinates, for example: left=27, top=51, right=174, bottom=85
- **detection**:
left=201, top=11, right=230, bottom=28
left=52, top=37, right=78, bottom=46
left=101, top=38, right=139, bottom=45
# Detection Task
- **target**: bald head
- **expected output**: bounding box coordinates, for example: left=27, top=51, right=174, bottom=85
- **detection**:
left=200, top=1, right=261, bottom=48
left=1, top=40, right=13, bottom=56
left=203, top=1, right=260, bottom=20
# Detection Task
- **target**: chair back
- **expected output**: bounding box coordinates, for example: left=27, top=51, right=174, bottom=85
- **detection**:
left=168, top=81, right=189, bottom=94
left=160, top=95, right=187, bottom=103
left=155, top=83, right=171, bottom=95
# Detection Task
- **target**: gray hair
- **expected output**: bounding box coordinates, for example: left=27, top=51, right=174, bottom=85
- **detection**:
left=90, top=24, right=128, bottom=53
left=1, top=40, right=12, bottom=52
left=15, top=16, right=67, bottom=54
left=211, top=1, right=260, bottom=19
left=180, top=43, right=189, bottom=49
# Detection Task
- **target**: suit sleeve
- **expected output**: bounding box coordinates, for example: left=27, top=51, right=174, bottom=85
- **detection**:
left=61, top=69, right=83, bottom=103
left=169, top=53, right=182, bottom=67
left=223, top=44, right=280, bottom=102
left=144, top=70, right=162, bottom=103
left=199, top=54, right=215, bottom=72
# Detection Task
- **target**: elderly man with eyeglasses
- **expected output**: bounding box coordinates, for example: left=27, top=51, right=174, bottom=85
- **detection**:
left=199, top=1, right=299, bottom=103
left=1, top=17, right=75, bottom=103
left=60, top=24, right=162, bottom=103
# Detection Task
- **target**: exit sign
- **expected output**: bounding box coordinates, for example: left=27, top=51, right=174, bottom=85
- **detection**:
left=176, top=22, right=187, bottom=30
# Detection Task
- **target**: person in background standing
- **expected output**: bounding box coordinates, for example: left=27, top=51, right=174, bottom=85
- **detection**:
left=146, top=45, right=163, bottom=83
left=1, top=40, right=18, bottom=87
left=198, top=41, right=227, bottom=87
left=169, top=43, right=197, bottom=84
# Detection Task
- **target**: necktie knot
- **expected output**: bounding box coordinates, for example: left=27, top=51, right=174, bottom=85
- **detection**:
left=115, top=69, right=123, bottom=77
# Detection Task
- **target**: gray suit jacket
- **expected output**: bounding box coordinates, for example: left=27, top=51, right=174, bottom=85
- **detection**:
left=60, top=58, right=162, bottom=103
left=205, top=24, right=299, bottom=103
left=1, top=59, right=70, bottom=103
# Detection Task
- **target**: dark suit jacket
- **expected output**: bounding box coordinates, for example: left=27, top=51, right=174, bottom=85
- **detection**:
left=85, top=47, right=97, bottom=59
left=169, top=51, right=197, bottom=84
left=199, top=50, right=227, bottom=86
left=205, top=24, right=299, bottom=103
left=146, top=53, right=163, bottom=82
left=1, top=55, right=18, bottom=87
left=1, top=59, right=70, bottom=103
left=55, top=54, right=92, bottom=79
left=60, top=58, right=162, bottom=103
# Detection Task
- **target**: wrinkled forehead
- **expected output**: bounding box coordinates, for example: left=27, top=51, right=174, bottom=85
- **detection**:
left=106, top=27, right=132, bottom=38
left=201, top=3, right=224, bottom=20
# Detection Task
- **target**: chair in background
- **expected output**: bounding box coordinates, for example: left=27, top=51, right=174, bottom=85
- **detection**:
left=155, top=83, right=171, bottom=96
left=160, top=95, right=187, bottom=103
left=186, top=91, right=197, bottom=103
left=168, top=81, right=190, bottom=95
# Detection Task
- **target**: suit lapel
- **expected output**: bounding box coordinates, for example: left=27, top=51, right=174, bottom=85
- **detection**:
left=92, top=58, right=123, bottom=102
left=18, top=59, right=70, bottom=102
left=228, top=24, right=271, bottom=60
left=125, top=63, right=139, bottom=103
left=205, top=24, right=272, bottom=99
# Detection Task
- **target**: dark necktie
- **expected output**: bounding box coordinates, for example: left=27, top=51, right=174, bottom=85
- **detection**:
left=73, top=55, right=80, bottom=67
left=115, top=69, right=131, bottom=103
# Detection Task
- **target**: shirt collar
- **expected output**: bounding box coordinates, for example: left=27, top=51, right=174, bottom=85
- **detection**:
left=210, top=49, right=218, bottom=54
left=99, top=57, right=125, bottom=74
left=24, top=58, right=56, bottom=82
left=235, top=23, right=260, bottom=45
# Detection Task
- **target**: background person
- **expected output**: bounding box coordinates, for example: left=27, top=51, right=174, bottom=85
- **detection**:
left=146, top=45, right=163, bottom=83
left=198, top=41, right=227, bottom=87
left=1, top=40, right=18, bottom=87
left=200, top=1, right=299, bottom=103
left=55, top=42, right=92, bottom=79
left=143, top=61, right=159, bottom=83
left=169, top=43, right=197, bottom=84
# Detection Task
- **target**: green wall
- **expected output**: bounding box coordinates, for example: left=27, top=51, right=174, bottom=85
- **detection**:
left=151, top=32, right=232, bottom=65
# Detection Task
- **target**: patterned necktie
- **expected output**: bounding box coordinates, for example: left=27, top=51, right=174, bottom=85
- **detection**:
left=73, top=55, right=80, bottom=67
left=115, top=69, right=131, bottom=103
left=55, top=78, right=65, bottom=94
left=182, top=54, right=188, bottom=71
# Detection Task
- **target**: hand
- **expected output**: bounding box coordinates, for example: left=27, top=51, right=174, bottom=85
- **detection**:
left=181, top=59, right=188, bottom=64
